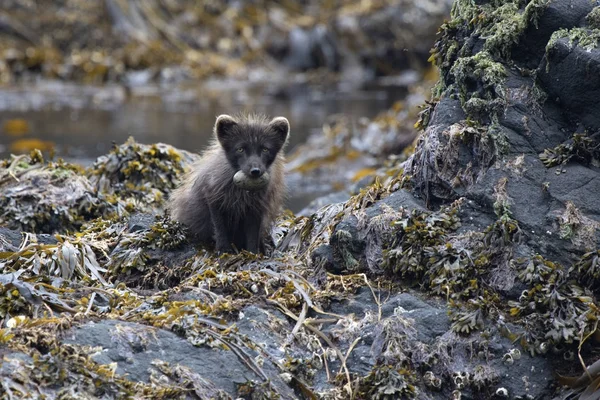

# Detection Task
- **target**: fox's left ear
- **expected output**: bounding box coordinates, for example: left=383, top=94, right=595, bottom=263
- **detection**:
left=269, top=117, right=290, bottom=145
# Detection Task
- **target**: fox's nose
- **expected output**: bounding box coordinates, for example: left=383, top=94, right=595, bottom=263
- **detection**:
left=250, top=168, right=261, bottom=177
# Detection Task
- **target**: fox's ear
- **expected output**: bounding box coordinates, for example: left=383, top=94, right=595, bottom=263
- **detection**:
left=269, top=117, right=290, bottom=144
left=214, top=114, right=238, bottom=144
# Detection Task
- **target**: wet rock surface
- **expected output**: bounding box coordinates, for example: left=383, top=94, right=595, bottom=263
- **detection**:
left=65, top=319, right=294, bottom=398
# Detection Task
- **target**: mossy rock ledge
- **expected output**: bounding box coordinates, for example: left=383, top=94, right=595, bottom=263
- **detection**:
left=2, top=1, right=600, bottom=399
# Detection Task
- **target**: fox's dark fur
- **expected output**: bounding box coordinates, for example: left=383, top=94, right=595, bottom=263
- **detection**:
left=169, top=113, right=289, bottom=254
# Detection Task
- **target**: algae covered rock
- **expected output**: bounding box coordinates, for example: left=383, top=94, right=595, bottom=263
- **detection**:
left=0, top=151, right=115, bottom=234
left=89, top=137, right=198, bottom=210
left=65, top=319, right=295, bottom=399
left=288, top=0, right=600, bottom=397
left=280, top=0, right=600, bottom=397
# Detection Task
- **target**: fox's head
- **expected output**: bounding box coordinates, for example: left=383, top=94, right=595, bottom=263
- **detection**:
left=214, top=114, right=290, bottom=178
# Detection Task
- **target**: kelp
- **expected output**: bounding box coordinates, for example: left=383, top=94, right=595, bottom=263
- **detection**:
left=89, top=137, right=196, bottom=210
left=0, top=152, right=117, bottom=234
left=539, top=133, right=600, bottom=168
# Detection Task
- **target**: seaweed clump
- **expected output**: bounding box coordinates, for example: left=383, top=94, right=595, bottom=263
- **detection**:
left=355, top=366, right=417, bottom=399
left=587, top=7, right=600, bottom=29
left=539, top=133, right=600, bottom=168
left=0, top=151, right=116, bottom=234
left=509, top=255, right=599, bottom=355
left=89, top=138, right=197, bottom=210
left=546, top=27, right=600, bottom=54
left=105, top=214, right=189, bottom=282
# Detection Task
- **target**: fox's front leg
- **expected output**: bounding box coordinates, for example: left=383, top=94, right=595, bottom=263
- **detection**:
left=209, top=203, right=232, bottom=253
left=244, top=214, right=262, bottom=254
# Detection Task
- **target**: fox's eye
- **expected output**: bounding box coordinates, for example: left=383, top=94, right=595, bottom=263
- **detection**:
left=262, top=147, right=269, bottom=153
left=236, top=147, right=244, bottom=153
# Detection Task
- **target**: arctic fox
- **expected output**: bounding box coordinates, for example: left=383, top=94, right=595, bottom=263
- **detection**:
left=169, top=114, right=289, bottom=254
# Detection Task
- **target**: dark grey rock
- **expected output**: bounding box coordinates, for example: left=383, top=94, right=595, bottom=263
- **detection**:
left=311, top=244, right=336, bottom=273
left=0, top=227, right=58, bottom=251
left=512, top=0, right=594, bottom=68
left=64, top=319, right=296, bottom=399
left=298, top=191, right=351, bottom=217
left=0, top=227, right=22, bottom=250
left=127, top=213, right=156, bottom=232
left=381, top=293, right=450, bottom=344
left=540, top=37, right=600, bottom=130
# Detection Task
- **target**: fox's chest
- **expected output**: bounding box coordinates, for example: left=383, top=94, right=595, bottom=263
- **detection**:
left=218, top=183, right=270, bottom=214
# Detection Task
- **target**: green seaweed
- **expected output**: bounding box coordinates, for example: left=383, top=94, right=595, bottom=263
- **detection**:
left=547, top=27, right=600, bottom=53
left=430, top=0, right=548, bottom=117
left=0, top=154, right=116, bottom=234
left=450, top=51, right=508, bottom=118
left=587, top=7, right=600, bottom=29
left=89, top=137, right=193, bottom=210
left=539, top=133, right=600, bottom=168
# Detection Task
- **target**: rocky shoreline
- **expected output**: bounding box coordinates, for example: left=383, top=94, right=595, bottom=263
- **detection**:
left=0, top=0, right=452, bottom=86
left=2, top=0, right=600, bottom=399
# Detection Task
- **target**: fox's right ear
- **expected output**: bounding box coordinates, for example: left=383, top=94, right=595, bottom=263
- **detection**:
left=214, top=114, right=238, bottom=145
left=269, top=117, right=290, bottom=146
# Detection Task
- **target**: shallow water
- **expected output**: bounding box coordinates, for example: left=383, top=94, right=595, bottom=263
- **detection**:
left=0, top=79, right=410, bottom=211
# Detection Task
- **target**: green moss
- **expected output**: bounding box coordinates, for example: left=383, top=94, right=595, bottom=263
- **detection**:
left=450, top=51, right=507, bottom=118
left=432, top=0, right=550, bottom=72
left=547, top=27, right=600, bottom=53
left=587, top=7, right=600, bottom=29
left=430, top=0, right=549, bottom=117
left=450, top=0, right=549, bottom=58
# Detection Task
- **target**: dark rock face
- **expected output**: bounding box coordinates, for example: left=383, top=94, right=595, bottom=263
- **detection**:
left=64, top=319, right=295, bottom=398
left=294, top=0, right=600, bottom=398
left=409, top=0, right=600, bottom=263
left=511, top=0, right=594, bottom=68
left=540, top=37, right=600, bottom=130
